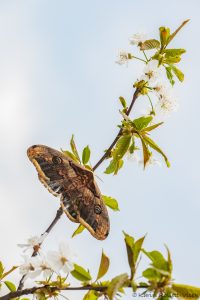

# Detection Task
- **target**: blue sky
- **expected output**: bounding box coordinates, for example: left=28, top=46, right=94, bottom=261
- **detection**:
left=0, top=1, right=200, bottom=298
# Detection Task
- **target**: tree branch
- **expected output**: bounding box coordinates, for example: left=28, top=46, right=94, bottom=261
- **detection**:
left=0, top=284, right=148, bottom=300
left=93, top=88, right=140, bottom=171
left=17, top=207, right=64, bottom=291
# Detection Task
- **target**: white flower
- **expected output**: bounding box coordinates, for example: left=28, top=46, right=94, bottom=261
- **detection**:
left=32, top=254, right=52, bottom=278
left=140, top=60, right=161, bottom=85
left=116, top=51, right=130, bottom=65
left=47, top=241, right=74, bottom=274
left=19, top=256, right=41, bottom=279
left=129, top=32, right=146, bottom=46
left=155, top=96, right=178, bottom=115
left=18, top=233, right=47, bottom=252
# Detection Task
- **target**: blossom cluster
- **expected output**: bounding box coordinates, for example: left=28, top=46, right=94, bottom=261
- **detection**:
left=116, top=33, right=178, bottom=117
left=18, top=236, right=75, bottom=280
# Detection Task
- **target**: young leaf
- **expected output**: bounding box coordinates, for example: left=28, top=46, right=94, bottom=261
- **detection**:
left=96, top=251, right=110, bottom=281
left=71, top=264, right=92, bottom=282
left=142, top=135, right=170, bottom=167
left=129, top=137, right=135, bottom=154
left=107, top=273, right=129, bottom=300
left=114, top=159, right=124, bottom=175
left=72, top=224, right=85, bottom=238
left=119, top=96, right=127, bottom=109
left=142, top=250, right=169, bottom=271
left=83, top=291, right=99, bottom=300
left=112, top=135, right=132, bottom=161
left=102, top=195, right=120, bottom=211
left=165, top=66, right=175, bottom=86
left=133, top=116, right=153, bottom=131
left=1, top=266, right=18, bottom=280
left=172, top=283, right=200, bottom=300
left=159, top=27, right=170, bottom=48
left=123, top=232, right=134, bottom=276
left=133, top=236, right=146, bottom=264
left=140, top=138, right=150, bottom=168
left=61, top=149, right=79, bottom=162
left=0, top=262, right=4, bottom=279
left=82, top=145, right=91, bottom=165
left=171, top=65, right=184, bottom=82
left=141, top=122, right=163, bottom=133
left=70, top=135, right=81, bottom=163
left=105, top=159, right=118, bottom=174
left=4, top=281, right=16, bottom=292
left=142, top=268, right=161, bottom=282
left=163, top=49, right=186, bottom=57
left=140, top=39, right=160, bottom=50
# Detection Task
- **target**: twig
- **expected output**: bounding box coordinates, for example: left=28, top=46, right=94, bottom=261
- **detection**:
left=17, top=207, right=64, bottom=291
left=0, top=284, right=148, bottom=300
left=93, top=88, right=140, bottom=171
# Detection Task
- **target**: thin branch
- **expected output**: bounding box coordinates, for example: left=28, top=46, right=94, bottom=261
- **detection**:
left=17, top=207, right=64, bottom=291
left=93, top=88, right=140, bottom=171
left=0, top=284, right=148, bottom=300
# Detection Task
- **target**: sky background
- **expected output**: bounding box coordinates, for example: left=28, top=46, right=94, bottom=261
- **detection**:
left=0, top=1, right=200, bottom=299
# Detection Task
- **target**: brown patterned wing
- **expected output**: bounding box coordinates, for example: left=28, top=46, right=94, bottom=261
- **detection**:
left=27, top=145, right=110, bottom=240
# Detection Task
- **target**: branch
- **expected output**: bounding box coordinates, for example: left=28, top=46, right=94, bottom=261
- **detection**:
left=17, top=207, right=64, bottom=291
left=0, top=284, right=148, bottom=300
left=93, top=88, right=140, bottom=171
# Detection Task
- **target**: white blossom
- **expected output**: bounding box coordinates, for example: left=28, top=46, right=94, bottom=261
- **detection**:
left=140, top=60, right=161, bottom=85
left=47, top=241, right=75, bottom=274
left=18, top=233, right=47, bottom=252
left=19, top=256, right=41, bottom=279
left=32, top=254, right=52, bottom=278
left=116, top=51, right=130, bottom=65
left=155, top=96, right=178, bottom=115
left=129, top=32, right=146, bottom=46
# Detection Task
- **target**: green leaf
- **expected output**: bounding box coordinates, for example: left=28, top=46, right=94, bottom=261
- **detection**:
left=107, top=273, right=129, bottom=300
left=140, top=39, right=160, bottom=50
left=172, top=283, right=200, bottom=300
left=164, top=56, right=181, bottom=64
left=163, top=49, right=186, bottom=57
left=159, top=27, right=170, bottom=48
left=114, top=159, right=124, bottom=175
left=83, top=291, right=99, bottom=300
left=96, top=251, right=110, bottom=281
left=167, top=19, right=190, bottom=46
left=171, top=65, right=184, bottom=82
left=141, top=122, right=163, bottom=133
left=71, top=264, right=92, bottom=282
left=82, top=145, right=91, bottom=165
left=142, top=135, right=170, bottom=167
left=70, top=135, right=81, bottom=163
left=102, top=195, right=120, bottom=211
left=61, top=149, right=79, bottom=162
left=112, top=135, right=132, bottom=161
left=4, top=281, right=16, bottom=292
left=142, top=250, right=169, bottom=271
left=123, top=232, right=134, bottom=276
left=72, top=224, right=85, bottom=238
left=165, top=66, right=175, bottom=86
left=0, top=262, right=4, bottom=279
left=119, top=96, right=127, bottom=109
left=133, top=236, right=146, bottom=264
left=140, top=138, right=150, bottom=168
left=129, top=137, right=135, bottom=154
left=133, top=116, right=153, bottom=131
left=104, top=159, right=118, bottom=174
left=142, top=268, right=161, bottom=282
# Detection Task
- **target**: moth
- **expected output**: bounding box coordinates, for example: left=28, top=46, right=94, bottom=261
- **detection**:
left=27, top=145, right=110, bottom=240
